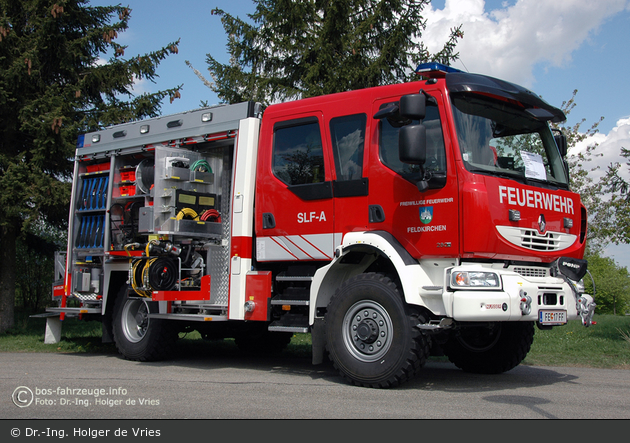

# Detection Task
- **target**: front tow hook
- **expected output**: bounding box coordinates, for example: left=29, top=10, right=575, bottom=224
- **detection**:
left=577, top=294, right=596, bottom=327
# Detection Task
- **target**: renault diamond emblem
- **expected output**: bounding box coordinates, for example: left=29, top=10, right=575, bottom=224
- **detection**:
left=538, top=214, right=546, bottom=234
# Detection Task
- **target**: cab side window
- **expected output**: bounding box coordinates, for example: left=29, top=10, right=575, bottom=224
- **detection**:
left=329, top=114, right=366, bottom=181
left=272, top=117, right=325, bottom=186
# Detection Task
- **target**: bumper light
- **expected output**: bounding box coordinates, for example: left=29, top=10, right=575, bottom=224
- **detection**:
left=451, top=271, right=500, bottom=288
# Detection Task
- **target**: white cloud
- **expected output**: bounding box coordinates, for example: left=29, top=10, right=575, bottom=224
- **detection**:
left=130, top=76, right=152, bottom=95
left=597, top=118, right=630, bottom=269
left=424, top=0, right=629, bottom=86
left=422, top=0, right=630, bottom=181
left=571, top=117, right=630, bottom=269
left=572, top=117, right=630, bottom=182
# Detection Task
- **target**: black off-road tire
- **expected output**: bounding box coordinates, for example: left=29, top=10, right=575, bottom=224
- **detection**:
left=325, top=273, right=429, bottom=388
left=111, top=286, right=177, bottom=361
left=442, top=321, right=534, bottom=374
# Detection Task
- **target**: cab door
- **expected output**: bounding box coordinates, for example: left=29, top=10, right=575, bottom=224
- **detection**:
left=255, top=113, right=335, bottom=262
left=368, top=89, right=460, bottom=258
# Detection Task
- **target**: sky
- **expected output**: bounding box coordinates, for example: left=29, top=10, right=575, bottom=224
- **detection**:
left=91, top=0, right=630, bottom=268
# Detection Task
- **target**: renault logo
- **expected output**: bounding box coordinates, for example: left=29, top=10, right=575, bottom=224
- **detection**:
left=538, top=214, right=547, bottom=234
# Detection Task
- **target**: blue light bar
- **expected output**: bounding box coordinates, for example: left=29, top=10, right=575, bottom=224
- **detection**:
left=415, top=63, right=463, bottom=78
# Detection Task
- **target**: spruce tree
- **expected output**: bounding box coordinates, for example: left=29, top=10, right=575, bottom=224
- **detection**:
left=0, top=0, right=181, bottom=332
left=202, top=0, right=462, bottom=105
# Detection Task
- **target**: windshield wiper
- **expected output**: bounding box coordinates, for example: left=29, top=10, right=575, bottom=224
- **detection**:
left=467, top=167, right=521, bottom=180
left=467, top=166, right=568, bottom=190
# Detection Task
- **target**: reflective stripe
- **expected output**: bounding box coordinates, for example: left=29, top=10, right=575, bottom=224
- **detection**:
left=256, top=233, right=342, bottom=261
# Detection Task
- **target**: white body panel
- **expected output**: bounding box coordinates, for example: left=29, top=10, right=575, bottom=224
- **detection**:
left=229, top=118, right=261, bottom=320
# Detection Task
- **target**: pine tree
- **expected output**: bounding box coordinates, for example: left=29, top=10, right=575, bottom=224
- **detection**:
left=0, top=0, right=181, bottom=332
left=200, top=0, right=462, bottom=105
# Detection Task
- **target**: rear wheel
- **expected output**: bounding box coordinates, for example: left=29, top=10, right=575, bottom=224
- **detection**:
left=325, top=273, right=429, bottom=388
left=112, top=286, right=176, bottom=361
left=442, top=321, right=534, bottom=374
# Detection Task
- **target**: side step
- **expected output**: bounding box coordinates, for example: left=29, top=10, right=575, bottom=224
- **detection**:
left=268, top=313, right=310, bottom=333
left=275, top=274, right=313, bottom=282
left=270, top=287, right=310, bottom=306
left=268, top=272, right=313, bottom=333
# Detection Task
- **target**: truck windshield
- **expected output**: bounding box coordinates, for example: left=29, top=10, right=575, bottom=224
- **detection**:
left=451, top=94, right=569, bottom=188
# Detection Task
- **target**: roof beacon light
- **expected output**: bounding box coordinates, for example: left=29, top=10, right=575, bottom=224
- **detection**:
left=415, top=63, right=463, bottom=78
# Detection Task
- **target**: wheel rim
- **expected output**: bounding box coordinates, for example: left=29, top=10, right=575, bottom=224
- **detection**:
left=342, top=300, right=394, bottom=362
left=121, top=299, right=150, bottom=343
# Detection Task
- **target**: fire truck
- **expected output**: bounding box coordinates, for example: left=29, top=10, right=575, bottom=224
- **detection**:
left=45, top=63, right=596, bottom=388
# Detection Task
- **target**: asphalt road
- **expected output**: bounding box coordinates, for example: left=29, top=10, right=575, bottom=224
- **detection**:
left=2, top=348, right=629, bottom=421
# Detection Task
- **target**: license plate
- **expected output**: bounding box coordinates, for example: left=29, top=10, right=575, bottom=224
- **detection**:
left=539, top=310, right=567, bottom=325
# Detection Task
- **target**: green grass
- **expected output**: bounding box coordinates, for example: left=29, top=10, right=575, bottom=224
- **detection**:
left=524, top=314, right=630, bottom=369
left=0, top=311, right=117, bottom=355
left=2, top=310, right=629, bottom=369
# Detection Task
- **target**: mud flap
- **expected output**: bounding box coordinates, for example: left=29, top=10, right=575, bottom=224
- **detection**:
left=311, top=317, right=326, bottom=365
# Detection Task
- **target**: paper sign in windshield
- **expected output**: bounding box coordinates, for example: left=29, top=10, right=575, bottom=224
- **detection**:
left=520, top=151, right=546, bottom=180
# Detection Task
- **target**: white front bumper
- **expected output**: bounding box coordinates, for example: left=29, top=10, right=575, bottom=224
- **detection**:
left=443, top=269, right=582, bottom=323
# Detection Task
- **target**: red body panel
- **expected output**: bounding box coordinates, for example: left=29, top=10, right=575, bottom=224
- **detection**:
left=461, top=177, right=585, bottom=262
left=243, top=271, right=272, bottom=321
left=152, top=275, right=211, bottom=302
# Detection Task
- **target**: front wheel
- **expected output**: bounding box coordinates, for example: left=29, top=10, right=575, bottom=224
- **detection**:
left=112, top=287, right=176, bottom=361
left=442, top=322, right=534, bottom=374
left=325, top=273, right=429, bottom=388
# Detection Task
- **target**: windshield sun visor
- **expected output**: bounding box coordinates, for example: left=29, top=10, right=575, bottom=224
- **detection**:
left=445, top=72, right=566, bottom=123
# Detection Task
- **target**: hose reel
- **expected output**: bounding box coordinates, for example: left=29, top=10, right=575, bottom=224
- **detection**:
left=131, top=256, right=178, bottom=296
left=147, top=257, right=178, bottom=291
left=135, top=159, right=154, bottom=194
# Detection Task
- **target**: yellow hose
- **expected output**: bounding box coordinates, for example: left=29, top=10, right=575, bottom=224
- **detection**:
left=131, top=259, right=154, bottom=298
left=176, top=207, right=199, bottom=221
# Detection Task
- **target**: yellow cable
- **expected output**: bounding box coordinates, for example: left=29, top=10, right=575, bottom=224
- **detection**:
left=131, top=259, right=153, bottom=298
left=131, top=260, right=145, bottom=297
left=176, top=207, right=199, bottom=221
left=142, top=258, right=157, bottom=293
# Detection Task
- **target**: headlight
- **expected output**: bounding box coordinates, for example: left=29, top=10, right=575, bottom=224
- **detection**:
left=450, top=271, right=501, bottom=289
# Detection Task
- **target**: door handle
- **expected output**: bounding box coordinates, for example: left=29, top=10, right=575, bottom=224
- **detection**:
left=263, top=212, right=276, bottom=229
left=369, top=205, right=385, bottom=223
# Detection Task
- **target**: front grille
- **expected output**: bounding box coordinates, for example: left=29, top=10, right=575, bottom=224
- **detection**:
left=542, top=293, right=558, bottom=305
left=521, top=229, right=559, bottom=251
left=496, top=225, right=577, bottom=252
left=513, top=266, right=548, bottom=278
